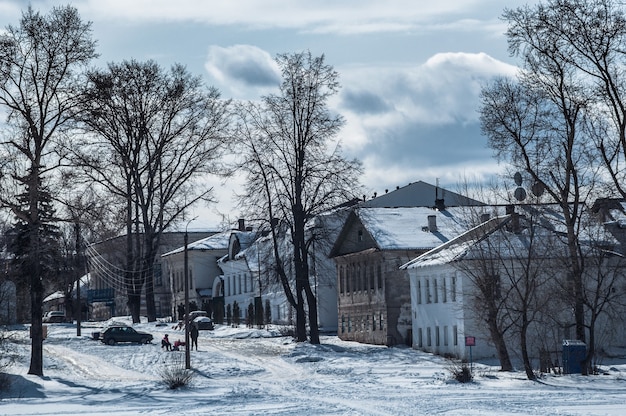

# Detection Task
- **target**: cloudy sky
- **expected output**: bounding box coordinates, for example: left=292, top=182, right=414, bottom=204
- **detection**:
left=0, top=0, right=539, bottom=227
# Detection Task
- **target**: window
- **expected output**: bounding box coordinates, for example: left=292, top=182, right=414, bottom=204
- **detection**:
left=426, top=279, right=431, bottom=303
left=453, top=325, right=458, bottom=346
left=451, top=275, right=457, bottom=302
left=348, top=316, right=352, bottom=332
left=417, top=279, right=422, bottom=304
left=358, top=229, right=363, bottom=242
left=369, top=264, right=375, bottom=290
left=436, top=326, right=440, bottom=347
left=433, top=278, right=438, bottom=303
left=444, top=326, right=449, bottom=346
left=339, top=266, right=344, bottom=294
left=379, top=313, right=384, bottom=330
left=418, top=328, right=423, bottom=347
left=427, top=327, right=432, bottom=347
left=442, top=277, right=447, bottom=303
left=357, top=263, right=362, bottom=291
left=377, top=264, right=383, bottom=289
left=341, top=315, right=345, bottom=333
left=351, top=264, right=356, bottom=293
left=345, top=265, right=351, bottom=293
left=372, top=314, right=376, bottom=331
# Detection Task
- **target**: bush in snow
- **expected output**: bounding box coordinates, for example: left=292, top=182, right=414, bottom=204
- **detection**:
left=446, top=360, right=473, bottom=383
left=159, top=354, right=194, bottom=389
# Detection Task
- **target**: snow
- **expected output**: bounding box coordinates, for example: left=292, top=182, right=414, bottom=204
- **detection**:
left=2, top=318, right=626, bottom=415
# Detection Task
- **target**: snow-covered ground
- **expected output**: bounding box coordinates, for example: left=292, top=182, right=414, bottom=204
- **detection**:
left=1, top=318, right=626, bottom=415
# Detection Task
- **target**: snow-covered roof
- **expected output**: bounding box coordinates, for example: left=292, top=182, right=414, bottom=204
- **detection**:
left=402, top=215, right=510, bottom=269
left=43, top=273, right=91, bottom=302
left=355, top=206, right=477, bottom=250
left=162, top=230, right=232, bottom=256
left=403, top=203, right=623, bottom=270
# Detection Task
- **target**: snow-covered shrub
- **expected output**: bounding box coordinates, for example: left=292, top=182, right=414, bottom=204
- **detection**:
left=446, top=360, right=473, bottom=383
left=159, top=354, right=194, bottom=389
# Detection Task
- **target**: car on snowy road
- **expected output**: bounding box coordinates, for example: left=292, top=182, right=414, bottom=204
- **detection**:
left=193, top=316, right=214, bottom=330
left=43, top=311, right=66, bottom=323
left=100, top=325, right=153, bottom=345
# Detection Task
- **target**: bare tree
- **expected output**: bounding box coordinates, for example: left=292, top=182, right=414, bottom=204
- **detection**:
left=479, top=69, right=598, bottom=368
left=482, top=0, right=626, bottom=374
left=511, top=0, right=626, bottom=199
left=74, top=60, right=230, bottom=322
left=0, top=5, right=96, bottom=376
left=235, top=51, right=362, bottom=343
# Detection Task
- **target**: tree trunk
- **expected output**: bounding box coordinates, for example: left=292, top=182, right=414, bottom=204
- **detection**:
left=520, top=316, right=536, bottom=380
left=304, top=281, right=320, bottom=344
left=486, top=309, right=513, bottom=371
left=28, top=277, right=44, bottom=376
left=295, top=283, right=307, bottom=342
left=128, top=292, right=141, bottom=323
left=145, top=267, right=156, bottom=322
left=28, top=174, right=44, bottom=376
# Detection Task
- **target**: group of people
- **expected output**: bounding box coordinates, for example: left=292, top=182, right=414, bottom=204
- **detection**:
left=161, top=323, right=199, bottom=351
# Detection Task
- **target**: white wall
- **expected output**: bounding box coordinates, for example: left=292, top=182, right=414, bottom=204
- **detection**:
left=409, top=264, right=497, bottom=360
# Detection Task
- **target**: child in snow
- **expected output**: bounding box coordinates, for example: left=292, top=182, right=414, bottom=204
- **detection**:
left=161, top=334, right=171, bottom=351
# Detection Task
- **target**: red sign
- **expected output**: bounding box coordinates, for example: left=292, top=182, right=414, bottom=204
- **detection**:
left=465, top=336, right=476, bottom=346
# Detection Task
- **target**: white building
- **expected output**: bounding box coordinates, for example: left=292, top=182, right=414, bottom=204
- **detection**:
left=162, top=231, right=231, bottom=320
left=403, top=204, right=626, bottom=363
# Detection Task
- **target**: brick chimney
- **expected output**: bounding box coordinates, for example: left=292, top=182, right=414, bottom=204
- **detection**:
left=428, top=215, right=437, bottom=232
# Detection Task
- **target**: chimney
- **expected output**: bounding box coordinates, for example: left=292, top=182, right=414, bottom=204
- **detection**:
left=510, top=212, right=520, bottom=233
left=428, top=215, right=437, bottom=232
left=481, top=213, right=490, bottom=223
left=434, top=181, right=445, bottom=210
left=238, top=218, right=245, bottom=231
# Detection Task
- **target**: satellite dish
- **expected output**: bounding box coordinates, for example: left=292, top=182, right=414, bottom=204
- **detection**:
left=514, top=172, right=523, bottom=186
left=531, top=181, right=545, bottom=197
left=514, top=186, right=527, bottom=201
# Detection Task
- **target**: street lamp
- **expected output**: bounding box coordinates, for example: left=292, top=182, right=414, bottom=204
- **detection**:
left=184, top=217, right=196, bottom=369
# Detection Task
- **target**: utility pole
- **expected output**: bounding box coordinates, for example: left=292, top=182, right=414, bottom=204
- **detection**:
left=184, top=217, right=196, bottom=369
left=184, top=228, right=190, bottom=369
left=75, top=221, right=82, bottom=337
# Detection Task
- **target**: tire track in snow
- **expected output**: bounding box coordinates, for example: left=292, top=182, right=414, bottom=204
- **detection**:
left=44, top=344, right=158, bottom=382
left=201, top=338, right=397, bottom=416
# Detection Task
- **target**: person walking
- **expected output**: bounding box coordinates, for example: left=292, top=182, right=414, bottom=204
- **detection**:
left=190, top=323, right=199, bottom=351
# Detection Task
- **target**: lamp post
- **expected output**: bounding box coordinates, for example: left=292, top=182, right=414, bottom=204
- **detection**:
left=184, top=217, right=196, bottom=369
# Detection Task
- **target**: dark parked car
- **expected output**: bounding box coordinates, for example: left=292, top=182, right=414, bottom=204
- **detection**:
left=100, top=326, right=153, bottom=345
left=193, top=316, right=214, bottom=330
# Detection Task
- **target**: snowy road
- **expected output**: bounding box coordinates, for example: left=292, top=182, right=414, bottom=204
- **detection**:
left=2, top=322, right=626, bottom=415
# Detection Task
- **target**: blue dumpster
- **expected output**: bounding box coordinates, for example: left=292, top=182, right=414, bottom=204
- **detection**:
left=562, top=340, right=586, bottom=374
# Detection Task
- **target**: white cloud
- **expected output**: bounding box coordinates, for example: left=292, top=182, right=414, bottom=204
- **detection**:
left=204, top=45, right=281, bottom=98
left=335, top=52, right=519, bottom=192
left=338, top=52, right=518, bottom=141
left=19, top=0, right=530, bottom=36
